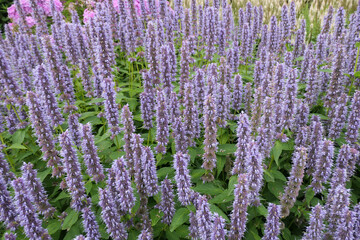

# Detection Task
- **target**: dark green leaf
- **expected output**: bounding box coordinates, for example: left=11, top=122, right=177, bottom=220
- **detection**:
left=170, top=208, right=190, bottom=232
left=62, top=209, right=79, bottom=230
left=7, top=143, right=27, bottom=150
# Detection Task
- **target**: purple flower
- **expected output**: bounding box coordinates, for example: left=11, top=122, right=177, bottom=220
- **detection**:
left=232, top=113, right=251, bottom=175
left=160, top=44, right=174, bottom=97
left=98, top=187, right=128, bottom=239
left=280, top=147, right=307, bottom=217
left=334, top=208, right=355, bottom=240
left=102, top=78, right=120, bottom=137
left=194, top=69, right=206, bottom=112
left=155, top=89, right=169, bottom=154
left=204, top=7, right=218, bottom=60
left=311, top=140, right=334, bottom=193
left=81, top=123, right=105, bottom=182
left=293, top=99, right=309, bottom=132
left=174, top=152, right=192, bottom=206
left=184, top=82, right=200, bottom=146
left=156, top=177, right=175, bottom=225
left=232, top=74, right=243, bottom=111
left=189, top=211, right=199, bottom=239
left=307, top=116, right=324, bottom=174
left=346, top=91, right=360, bottom=145
left=333, top=7, right=346, bottom=42
left=172, top=116, right=188, bottom=153
left=140, top=71, right=155, bottom=129
left=263, top=203, right=281, bottom=240
left=21, top=163, right=55, bottom=218
left=211, top=213, right=226, bottom=240
left=0, top=174, right=17, bottom=230
left=326, top=184, right=350, bottom=237
left=216, top=83, right=231, bottom=128
left=196, top=195, right=213, bottom=240
left=33, top=64, right=64, bottom=127
left=335, top=144, right=358, bottom=180
left=59, top=131, right=88, bottom=211
left=4, top=233, right=16, bottom=240
left=329, top=93, right=348, bottom=139
left=325, top=44, right=345, bottom=111
left=141, top=146, right=159, bottom=196
left=202, top=94, right=218, bottom=176
left=26, top=91, right=62, bottom=177
left=268, top=16, right=279, bottom=53
left=246, top=140, right=263, bottom=206
left=68, top=113, right=82, bottom=147
left=229, top=174, right=249, bottom=240
left=145, top=21, right=160, bottom=84
left=179, top=40, right=191, bottom=99
left=303, top=204, right=325, bottom=240
left=81, top=207, right=101, bottom=240
left=111, top=157, right=135, bottom=213
left=12, top=178, right=50, bottom=240
left=121, top=104, right=136, bottom=176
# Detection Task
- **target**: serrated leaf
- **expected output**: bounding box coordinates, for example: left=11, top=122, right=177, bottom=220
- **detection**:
left=271, top=170, right=287, bottom=181
left=150, top=208, right=164, bottom=226
left=170, top=208, right=190, bottom=232
left=47, top=220, right=61, bottom=235
left=271, top=141, right=282, bottom=166
left=85, top=181, right=93, bottom=194
left=62, top=210, right=79, bottom=230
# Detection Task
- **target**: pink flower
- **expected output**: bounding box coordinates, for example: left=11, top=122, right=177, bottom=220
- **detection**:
left=7, top=4, right=18, bottom=20
left=25, top=16, right=36, bottom=27
left=83, top=9, right=96, bottom=23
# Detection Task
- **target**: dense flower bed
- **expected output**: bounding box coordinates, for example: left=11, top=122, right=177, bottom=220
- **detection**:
left=0, top=0, right=360, bottom=239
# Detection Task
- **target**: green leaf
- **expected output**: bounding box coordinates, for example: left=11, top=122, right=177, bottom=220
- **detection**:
left=88, top=98, right=105, bottom=104
left=355, top=42, right=360, bottom=48
left=47, top=220, right=61, bottom=235
left=271, top=141, right=282, bottom=166
left=193, top=183, right=223, bottom=195
left=317, top=68, right=332, bottom=73
left=294, top=56, right=304, bottom=61
left=209, top=189, right=234, bottom=204
left=268, top=180, right=284, bottom=198
left=305, top=189, right=315, bottom=204
left=264, top=170, right=275, bottom=182
left=217, top=144, right=236, bottom=155
left=62, top=209, right=80, bottom=230
left=85, top=181, right=93, bottom=194
left=271, top=170, right=287, bottom=182
left=12, top=130, right=25, bottom=144
left=170, top=208, right=190, bottom=232
left=7, top=143, right=27, bottom=150
left=217, top=155, right=226, bottom=177
left=38, top=168, right=52, bottom=182
left=210, top=204, right=230, bottom=222
left=228, top=175, right=238, bottom=192
left=355, top=71, right=360, bottom=78
left=150, top=208, right=164, bottom=226
left=256, top=204, right=268, bottom=216
left=157, top=167, right=175, bottom=179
